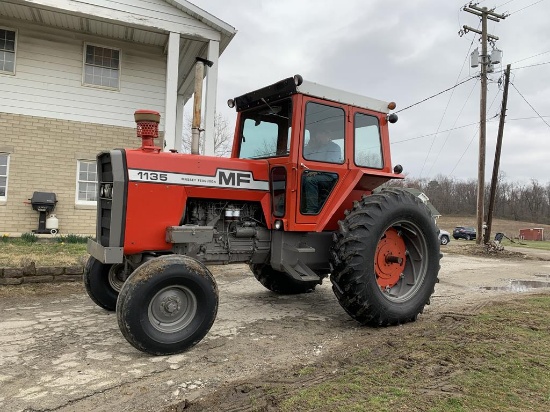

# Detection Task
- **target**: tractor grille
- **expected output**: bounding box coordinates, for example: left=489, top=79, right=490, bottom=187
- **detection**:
left=97, top=153, right=113, bottom=246
left=96, top=151, right=126, bottom=247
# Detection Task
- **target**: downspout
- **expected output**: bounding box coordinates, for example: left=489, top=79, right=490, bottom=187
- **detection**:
left=191, top=57, right=213, bottom=155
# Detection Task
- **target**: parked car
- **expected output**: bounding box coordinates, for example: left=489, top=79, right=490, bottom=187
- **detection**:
left=439, top=229, right=451, bottom=245
left=453, top=226, right=477, bottom=240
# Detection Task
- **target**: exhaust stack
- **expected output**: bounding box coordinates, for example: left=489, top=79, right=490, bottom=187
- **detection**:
left=191, top=57, right=214, bottom=155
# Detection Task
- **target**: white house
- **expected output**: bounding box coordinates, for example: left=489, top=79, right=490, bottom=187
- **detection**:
left=0, top=0, right=235, bottom=235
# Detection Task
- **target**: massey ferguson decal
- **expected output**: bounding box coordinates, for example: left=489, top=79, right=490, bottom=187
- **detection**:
left=128, top=168, right=269, bottom=191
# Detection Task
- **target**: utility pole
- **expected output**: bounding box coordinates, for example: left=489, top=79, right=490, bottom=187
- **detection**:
left=484, top=64, right=511, bottom=244
left=462, top=4, right=506, bottom=244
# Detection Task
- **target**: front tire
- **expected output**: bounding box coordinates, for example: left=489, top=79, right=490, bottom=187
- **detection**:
left=251, top=263, right=321, bottom=294
left=83, top=257, right=123, bottom=311
left=116, top=255, right=218, bottom=355
left=330, top=188, right=441, bottom=326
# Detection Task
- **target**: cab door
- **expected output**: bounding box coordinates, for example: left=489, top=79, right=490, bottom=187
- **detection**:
left=295, top=98, right=348, bottom=225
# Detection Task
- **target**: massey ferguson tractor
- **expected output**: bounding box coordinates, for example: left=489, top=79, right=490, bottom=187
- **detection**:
left=85, top=75, right=440, bottom=355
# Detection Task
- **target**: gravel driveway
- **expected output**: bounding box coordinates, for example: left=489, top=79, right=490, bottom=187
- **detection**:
left=1, top=246, right=549, bottom=412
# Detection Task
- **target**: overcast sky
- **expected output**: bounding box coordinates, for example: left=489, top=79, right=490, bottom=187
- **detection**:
left=189, top=0, right=550, bottom=184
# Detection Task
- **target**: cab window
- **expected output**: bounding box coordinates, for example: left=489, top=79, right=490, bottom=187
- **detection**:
left=354, top=113, right=383, bottom=168
left=238, top=99, right=292, bottom=159
left=303, top=102, right=344, bottom=164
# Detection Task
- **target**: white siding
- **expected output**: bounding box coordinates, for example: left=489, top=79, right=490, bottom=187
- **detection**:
left=0, top=22, right=167, bottom=129
left=19, top=0, right=220, bottom=41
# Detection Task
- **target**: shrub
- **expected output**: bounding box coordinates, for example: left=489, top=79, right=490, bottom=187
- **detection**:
left=57, top=234, right=93, bottom=244
left=21, top=232, right=38, bottom=243
left=1, top=234, right=9, bottom=243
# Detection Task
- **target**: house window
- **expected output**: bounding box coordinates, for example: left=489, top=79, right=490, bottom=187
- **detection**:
left=0, top=153, right=9, bottom=201
left=76, top=160, right=97, bottom=204
left=83, top=44, right=120, bottom=89
left=0, top=28, right=16, bottom=74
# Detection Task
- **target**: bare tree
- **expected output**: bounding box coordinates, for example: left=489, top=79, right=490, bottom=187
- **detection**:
left=383, top=173, right=550, bottom=224
left=181, top=112, right=233, bottom=157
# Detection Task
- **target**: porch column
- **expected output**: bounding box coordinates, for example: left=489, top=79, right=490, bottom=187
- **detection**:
left=175, top=94, right=185, bottom=152
left=164, top=32, right=180, bottom=151
left=203, top=40, right=219, bottom=156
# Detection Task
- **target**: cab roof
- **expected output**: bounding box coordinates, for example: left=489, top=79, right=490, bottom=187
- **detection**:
left=234, top=76, right=392, bottom=114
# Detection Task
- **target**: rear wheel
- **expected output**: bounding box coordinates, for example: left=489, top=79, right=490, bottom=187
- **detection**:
left=250, top=263, right=321, bottom=294
left=440, top=235, right=449, bottom=245
left=116, top=255, right=218, bottom=355
left=84, top=257, right=124, bottom=311
left=330, top=188, right=441, bottom=326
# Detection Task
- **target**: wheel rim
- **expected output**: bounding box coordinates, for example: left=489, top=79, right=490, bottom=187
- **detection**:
left=148, top=285, right=198, bottom=333
left=441, top=237, right=448, bottom=245
left=375, top=228, right=407, bottom=288
left=108, top=264, right=125, bottom=292
left=375, top=222, right=429, bottom=303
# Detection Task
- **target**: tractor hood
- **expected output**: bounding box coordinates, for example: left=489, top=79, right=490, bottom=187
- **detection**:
left=125, top=149, right=270, bottom=192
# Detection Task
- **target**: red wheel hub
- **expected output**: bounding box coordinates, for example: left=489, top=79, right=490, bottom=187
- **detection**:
left=375, top=228, right=407, bottom=288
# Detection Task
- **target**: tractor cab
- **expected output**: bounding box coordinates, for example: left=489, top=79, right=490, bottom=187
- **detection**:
left=229, top=75, right=403, bottom=232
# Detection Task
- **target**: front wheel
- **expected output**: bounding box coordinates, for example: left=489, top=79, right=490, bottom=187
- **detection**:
left=330, top=188, right=441, bottom=326
left=116, top=255, right=218, bottom=355
left=84, top=257, right=124, bottom=311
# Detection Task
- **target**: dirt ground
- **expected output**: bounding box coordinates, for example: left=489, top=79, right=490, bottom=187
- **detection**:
left=1, top=243, right=549, bottom=412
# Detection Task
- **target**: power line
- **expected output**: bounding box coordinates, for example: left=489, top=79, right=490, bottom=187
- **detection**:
left=426, top=78, right=480, bottom=176
left=419, top=23, right=481, bottom=178
left=509, top=0, right=547, bottom=14
left=495, top=0, right=518, bottom=8
left=392, top=115, right=550, bottom=146
left=511, top=49, right=550, bottom=64
left=508, top=115, right=550, bottom=120
left=514, top=61, right=550, bottom=70
left=393, top=77, right=476, bottom=114
left=510, top=82, right=550, bottom=128
left=449, top=90, right=501, bottom=175
left=491, top=61, right=550, bottom=75
left=392, top=121, right=480, bottom=144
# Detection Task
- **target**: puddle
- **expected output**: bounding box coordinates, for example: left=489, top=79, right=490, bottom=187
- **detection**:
left=534, top=274, right=550, bottom=279
left=481, top=280, right=550, bottom=292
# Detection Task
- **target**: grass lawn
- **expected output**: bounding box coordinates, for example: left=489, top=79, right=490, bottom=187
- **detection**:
left=182, top=295, right=550, bottom=412
left=501, top=239, right=550, bottom=251
left=0, top=237, right=89, bottom=267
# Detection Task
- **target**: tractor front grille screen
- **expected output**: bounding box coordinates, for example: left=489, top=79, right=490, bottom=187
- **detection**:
left=98, top=153, right=113, bottom=246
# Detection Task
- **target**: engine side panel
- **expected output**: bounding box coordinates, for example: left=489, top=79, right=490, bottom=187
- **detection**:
left=122, top=150, right=271, bottom=255
left=124, top=182, right=187, bottom=254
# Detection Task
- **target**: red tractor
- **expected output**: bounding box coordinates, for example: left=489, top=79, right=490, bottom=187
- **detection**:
left=85, top=75, right=440, bottom=355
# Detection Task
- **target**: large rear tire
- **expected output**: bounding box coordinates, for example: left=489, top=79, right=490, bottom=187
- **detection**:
left=250, top=263, right=321, bottom=294
left=83, top=256, right=124, bottom=311
left=116, top=255, right=218, bottom=355
left=330, top=188, right=440, bottom=326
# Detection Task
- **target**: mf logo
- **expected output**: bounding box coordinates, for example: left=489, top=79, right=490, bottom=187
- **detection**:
left=218, top=170, right=252, bottom=187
